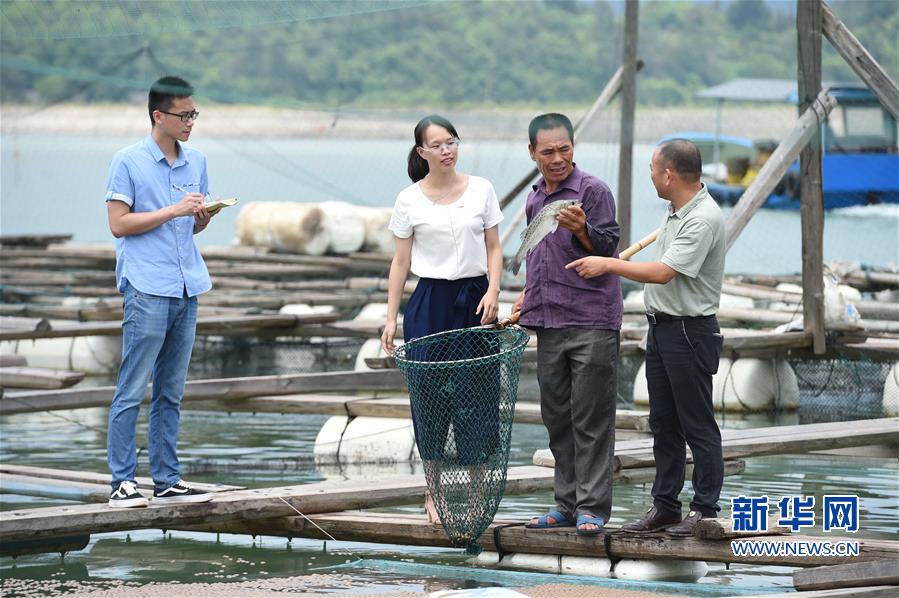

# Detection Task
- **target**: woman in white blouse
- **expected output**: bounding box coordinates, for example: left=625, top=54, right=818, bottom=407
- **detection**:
left=381, top=115, right=503, bottom=523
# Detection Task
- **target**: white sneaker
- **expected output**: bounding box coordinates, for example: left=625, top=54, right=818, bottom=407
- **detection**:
left=153, top=481, right=213, bottom=504
left=108, top=481, right=149, bottom=508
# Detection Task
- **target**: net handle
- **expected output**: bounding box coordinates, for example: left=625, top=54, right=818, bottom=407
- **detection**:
left=495, top=311, right=521, bottom=330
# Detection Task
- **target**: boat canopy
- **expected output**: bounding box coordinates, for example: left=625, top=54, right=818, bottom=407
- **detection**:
left=695, top=78, right=869, bottom=104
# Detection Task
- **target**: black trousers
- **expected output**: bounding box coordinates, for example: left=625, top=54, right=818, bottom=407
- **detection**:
left=645, top=315, right=724, bottom=517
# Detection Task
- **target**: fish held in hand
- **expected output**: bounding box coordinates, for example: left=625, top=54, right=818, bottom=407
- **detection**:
left=507, top=199, right=581, bottom=275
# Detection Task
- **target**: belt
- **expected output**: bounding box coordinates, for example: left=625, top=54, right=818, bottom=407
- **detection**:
left=645, top=311, right=713, bottom=325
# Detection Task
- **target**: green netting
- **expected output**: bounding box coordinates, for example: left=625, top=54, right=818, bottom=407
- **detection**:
left=393, top=325, right=529, bottom=554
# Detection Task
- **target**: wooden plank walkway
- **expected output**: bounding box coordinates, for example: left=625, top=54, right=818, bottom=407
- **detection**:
left=0, top=313, right=340, bottom=341
left=0, top=381, right=650, bottom=429
left=0, top=369, right=407, bottom=414
left=189, top=395, right=650, bottom=430
left=0, top=461, right=748, bottom=545
left=175, top=511, right=898, bottom=568
left=533, top=418, right=899, bottom=470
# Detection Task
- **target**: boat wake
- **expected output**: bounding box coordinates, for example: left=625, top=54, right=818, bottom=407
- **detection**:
left=831, top=204, right=899, bottom=219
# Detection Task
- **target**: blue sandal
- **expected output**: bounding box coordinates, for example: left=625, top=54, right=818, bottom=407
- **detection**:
left=525, top=510, right=574, bottom=529
left=576, top=513, right=605, bottom=536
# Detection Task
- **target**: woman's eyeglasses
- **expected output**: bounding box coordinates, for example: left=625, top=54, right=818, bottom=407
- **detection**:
left=421, top=139, right=461, bottom=153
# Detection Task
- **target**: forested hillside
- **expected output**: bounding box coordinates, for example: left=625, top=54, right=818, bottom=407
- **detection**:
left=1, top=0, right=896, bottom=108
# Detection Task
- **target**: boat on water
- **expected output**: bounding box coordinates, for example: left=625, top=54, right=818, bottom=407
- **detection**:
left=663, top=78, right=899, bottom=210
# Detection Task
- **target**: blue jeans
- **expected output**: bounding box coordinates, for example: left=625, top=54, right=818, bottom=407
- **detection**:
left=108, top=283, right=198, bottom=491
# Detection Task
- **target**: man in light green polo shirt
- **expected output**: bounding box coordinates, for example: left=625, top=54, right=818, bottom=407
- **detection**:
left=566, top=139, right=725, bottom=537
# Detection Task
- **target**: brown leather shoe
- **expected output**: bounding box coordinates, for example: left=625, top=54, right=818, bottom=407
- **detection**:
left=667, top=510, right=711, bottom=537
left=620, top=506, right=681, bottom=533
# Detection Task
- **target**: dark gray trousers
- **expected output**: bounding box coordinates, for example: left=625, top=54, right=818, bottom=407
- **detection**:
left=645, top=316, right=724, bottom=518
left=535, top=328, right=619, bottom=522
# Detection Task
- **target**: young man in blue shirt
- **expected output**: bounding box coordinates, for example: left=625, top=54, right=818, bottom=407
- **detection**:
left=105, top=76, right=216, bottom=507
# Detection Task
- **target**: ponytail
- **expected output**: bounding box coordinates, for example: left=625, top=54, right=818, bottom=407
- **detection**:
left=407, top=146, right=429, bottom=182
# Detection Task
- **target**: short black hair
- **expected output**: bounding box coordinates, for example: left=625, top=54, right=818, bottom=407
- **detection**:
left=148, top=76, right=194, bottom=127
left=528, top=113, right=574, bottom=146
left=657, top=139, right=702, bottom=182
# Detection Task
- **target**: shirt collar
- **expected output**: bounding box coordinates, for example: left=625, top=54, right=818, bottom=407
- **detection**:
left=533, top=164, right=584, bottom=195
left=145, top=135, right=187, bottom=165
left=668, top=184, right=709, bottom=219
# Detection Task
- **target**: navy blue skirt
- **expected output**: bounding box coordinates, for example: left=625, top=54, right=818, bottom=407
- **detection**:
left=404, top=275, right=499, bottom=465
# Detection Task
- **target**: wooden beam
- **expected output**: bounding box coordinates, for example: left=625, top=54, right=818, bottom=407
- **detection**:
left=0, top=464, right=244, bottom=494
left=0, top=234, right=72, bottom=247
left=0, top=535, right=90, bottom=558
left=798, top=0, right=826, bottom=355
left=533, top=418, right=899, bottom=470
left=0, top=369, right=407, bottom=415
left=724, top=89, right=836, bottom=252
left=0, top=366, right=84, bottom=390
left=0, top=313, right=339, bottom=341
left=189, top=394, right=651, bottom=431
left=176, top=512, right=899, bottom=569
left=794, top=559, right=899, bottom=591
left=616, top=0, right=639, bottom=250
left=0, top=461, right=747, bottom=546
left=821, top=1, right=899, bottom=120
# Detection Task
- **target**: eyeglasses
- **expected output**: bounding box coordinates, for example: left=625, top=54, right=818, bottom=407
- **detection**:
left=158, top=109, right=200, bottom=122
left=421, top=139, right=461, bottom=153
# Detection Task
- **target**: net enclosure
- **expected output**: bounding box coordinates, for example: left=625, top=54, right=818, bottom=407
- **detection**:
left=393, top=324, right=529, bottom=553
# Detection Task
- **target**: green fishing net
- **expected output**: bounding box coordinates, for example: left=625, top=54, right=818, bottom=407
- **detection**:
left=393, top=324, right=529, bottom=554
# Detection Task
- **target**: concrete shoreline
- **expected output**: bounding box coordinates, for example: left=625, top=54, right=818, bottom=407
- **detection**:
left=0, top=103, right=795, bottom=144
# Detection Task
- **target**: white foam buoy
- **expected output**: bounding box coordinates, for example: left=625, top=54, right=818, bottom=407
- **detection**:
left=353, top=303, right=391, bottom=323
left=719, top=293, right=754, bottom=310
left=722, top=358, right=799, bottom=411
left=320, top=200, right=366, bottom=254
left=278, top=304, right=336, bottom=316
left=1, top=335, right=122, bottom=375
left=498, top=553, right=560, bottom=573
left=313, top=415, right=417, bottom=465
left=354, top=338, right=391, bottom=371
left=358, top=206, right=395, bottom=254
left=561, top=556, right=613, bottom=577
left=883, top=362, right=899, bottom=417
left=633, top=357, right=800, bottom=412
left=236, top=201, right=330, bottom=255
left=613, top=558, right=708, bottom=582
left=465, top=551, right=501, bottom=567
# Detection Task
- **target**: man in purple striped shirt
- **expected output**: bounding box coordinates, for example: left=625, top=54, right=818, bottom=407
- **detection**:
left=514, top=113, right=622, bottom=536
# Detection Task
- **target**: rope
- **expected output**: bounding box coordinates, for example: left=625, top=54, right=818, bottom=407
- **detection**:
left=492, top=522, right=524, bottom=561
left=274, top=496, right=364, bottom=567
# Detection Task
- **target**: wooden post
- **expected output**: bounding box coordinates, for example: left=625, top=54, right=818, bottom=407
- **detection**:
left=617, top=0, right=639, bottom=250
left=821, top=1, right=899, bottom=120
left=798, top=0, right=826, bottom=355
left=723, top=89, right=835, bottom=251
